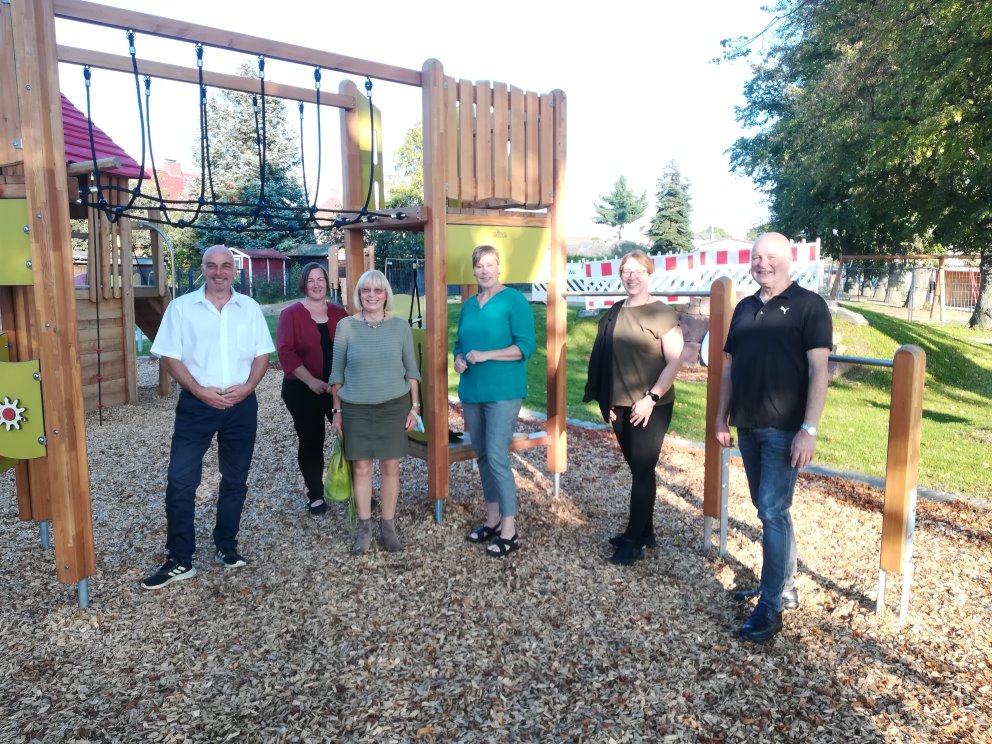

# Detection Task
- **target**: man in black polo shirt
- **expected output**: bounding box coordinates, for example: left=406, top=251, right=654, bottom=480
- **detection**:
left=715, top=232, right=832, bottom=641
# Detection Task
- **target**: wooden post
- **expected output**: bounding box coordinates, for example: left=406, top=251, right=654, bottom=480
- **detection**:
left=339, top=79, right=365, bottom=313
left=879, top=345, right=926, bottom=573
left=422, top=59, right=451, bottom=506
left=929, top=256, right=944, bottom=321
left=830, top=257, right=845, bottom=300
left=9, top=0, right=95, bottom=583
left=703, top=277, right=734, bottom=519
left=546, top=89, right=567, bottom=478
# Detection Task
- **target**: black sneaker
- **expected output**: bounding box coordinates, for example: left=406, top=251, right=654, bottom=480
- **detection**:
left=140, top=559, right=197, bottom=590
left=213, top=550, right=247, bottom=569
left=308, top=499, right=328, bottom=516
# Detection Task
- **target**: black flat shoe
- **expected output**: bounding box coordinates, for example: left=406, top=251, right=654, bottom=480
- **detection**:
left=609, top=533, right=657, bottom=549
left=466, top=522, right=501, bottom=544
left=739, top=604, right=783, bottom=642
left=608, top=539, right=643, bottom=566
left=732, top=587, right=800, bottom=610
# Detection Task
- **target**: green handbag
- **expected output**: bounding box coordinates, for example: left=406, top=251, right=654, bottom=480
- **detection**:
left=324, top=433, right=355, bottom=523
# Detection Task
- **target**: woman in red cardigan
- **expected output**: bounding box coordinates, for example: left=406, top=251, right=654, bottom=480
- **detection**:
left=277, top=263, right=349, bottom=515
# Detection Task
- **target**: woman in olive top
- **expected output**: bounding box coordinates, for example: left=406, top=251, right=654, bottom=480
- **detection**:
left=277, top=263, right=349, bottom=516
left=454, top=245, right=536, bottom=558
left=583, top=250, right=684, bottom=566
left=330, top=270, right=421, bottom=554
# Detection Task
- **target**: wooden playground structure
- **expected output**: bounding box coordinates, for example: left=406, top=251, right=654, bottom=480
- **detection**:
left=0, top=1, right=926, bottom=618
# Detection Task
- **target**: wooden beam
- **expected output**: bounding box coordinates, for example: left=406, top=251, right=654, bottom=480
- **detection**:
left=546, top=89, right=567, bottom=477
left=879, top=345, right=926, bottom=573
left=703, top=277, right=734, bottom=520
left=57, top=45, right=356, bottom=109
left=65, top=156, right=119, bottom=176
left=11, top=0, right=95, bottom=583
left=53, top=0, right=423, bottom=87
left=422, top=59, right=451, bottom=505
left=446, top=210, right=549, bottom=228
left=339, top=79, right=365, bottom=312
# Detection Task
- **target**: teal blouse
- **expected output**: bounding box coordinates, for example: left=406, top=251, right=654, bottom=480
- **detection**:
left=453, top=287, right=536, bottom=403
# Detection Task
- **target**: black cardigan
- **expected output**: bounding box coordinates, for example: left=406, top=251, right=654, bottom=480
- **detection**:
left=582, top=300, right=625, bottom=422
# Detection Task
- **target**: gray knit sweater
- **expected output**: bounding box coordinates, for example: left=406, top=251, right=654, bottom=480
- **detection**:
left=329, top=316, right=421, bottom=404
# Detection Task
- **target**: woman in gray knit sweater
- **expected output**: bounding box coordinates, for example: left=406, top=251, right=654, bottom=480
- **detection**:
left=330, top=270, right=421, bottom=554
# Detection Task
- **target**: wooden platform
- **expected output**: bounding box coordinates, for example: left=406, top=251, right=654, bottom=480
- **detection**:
left=407, top=430, right=549, bottom=463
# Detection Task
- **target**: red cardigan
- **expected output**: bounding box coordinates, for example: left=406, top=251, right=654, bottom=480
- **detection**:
left=276, top=300, right=348, bottom=381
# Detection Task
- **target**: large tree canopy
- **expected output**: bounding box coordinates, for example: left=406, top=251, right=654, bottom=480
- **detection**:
left=728, top=0, right=992, bottom=327
left=647, top=160, right=694, bottom=254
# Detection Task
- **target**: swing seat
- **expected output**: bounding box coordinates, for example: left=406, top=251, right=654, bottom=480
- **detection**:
left=406, top=328, right=548, bottom=463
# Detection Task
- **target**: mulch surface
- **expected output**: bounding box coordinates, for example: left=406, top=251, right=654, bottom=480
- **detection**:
left=1, top=362, right=990, bottom=743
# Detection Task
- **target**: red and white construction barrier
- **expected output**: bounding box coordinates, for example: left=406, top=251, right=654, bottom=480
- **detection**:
left=532, top=240, right=823, bottom=309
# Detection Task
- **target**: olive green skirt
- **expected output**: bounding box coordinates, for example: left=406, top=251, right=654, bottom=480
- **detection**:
left=341, top=393, right=410, bottom=460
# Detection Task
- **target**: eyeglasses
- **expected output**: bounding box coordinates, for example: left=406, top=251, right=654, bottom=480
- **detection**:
left=620, top=269, right=647, bottom=278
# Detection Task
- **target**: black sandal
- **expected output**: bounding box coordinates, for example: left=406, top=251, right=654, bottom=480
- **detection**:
left=465, top=522, right=501, bottom=544
left=487, top=534, right=519, bottom=558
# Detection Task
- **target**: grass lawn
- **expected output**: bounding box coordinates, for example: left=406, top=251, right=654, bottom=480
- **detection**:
left=140, top=301, right=992, bottom=499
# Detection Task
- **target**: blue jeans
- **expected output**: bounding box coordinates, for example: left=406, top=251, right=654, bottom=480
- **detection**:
left=462, top=398, right=523, bottom=518
left=737, top=427, right=799, bottom=613
left=165, top=390, right=258, bottom=566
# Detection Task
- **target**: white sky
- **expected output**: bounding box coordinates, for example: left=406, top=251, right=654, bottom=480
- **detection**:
left=55, top=0, right=772, bottom=241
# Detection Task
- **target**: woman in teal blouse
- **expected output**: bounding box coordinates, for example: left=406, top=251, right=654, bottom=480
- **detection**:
left=454, top=245, right=536, bottom=557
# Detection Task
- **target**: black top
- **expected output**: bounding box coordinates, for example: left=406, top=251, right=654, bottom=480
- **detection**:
left=724, top=281, right=832, bottom=430
left=317, top=322, right=333, bottom=381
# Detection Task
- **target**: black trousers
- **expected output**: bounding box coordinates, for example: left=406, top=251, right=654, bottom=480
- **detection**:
left=610, top=402, right=674, bottom=541
left=281, top=378, right=335, bottom=501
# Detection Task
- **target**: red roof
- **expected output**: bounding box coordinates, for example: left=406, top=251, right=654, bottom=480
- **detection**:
left=61, top=94, right=149, bottom=179
left=240, top=249, right=289, bottom=261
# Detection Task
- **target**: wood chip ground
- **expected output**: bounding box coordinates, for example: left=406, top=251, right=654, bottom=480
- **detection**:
left=1, top=361, right=989, bottom=743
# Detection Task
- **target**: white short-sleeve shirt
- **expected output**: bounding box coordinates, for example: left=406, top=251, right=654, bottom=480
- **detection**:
left=151, top=286, right=275, bottom=390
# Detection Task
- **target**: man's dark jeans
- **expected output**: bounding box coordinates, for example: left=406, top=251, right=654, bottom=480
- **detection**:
left=164, top=390, right=258, bottom=566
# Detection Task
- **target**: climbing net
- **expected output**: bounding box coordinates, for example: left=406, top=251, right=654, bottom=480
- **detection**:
left=80, top=30, right=407, bottom=233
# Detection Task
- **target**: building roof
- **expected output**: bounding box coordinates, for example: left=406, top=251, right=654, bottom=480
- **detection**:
left=284, top=243, right=339, bottom=258
left=61, top=94, right=149, bottom=179
left=238, top=248, right=290, bottom=261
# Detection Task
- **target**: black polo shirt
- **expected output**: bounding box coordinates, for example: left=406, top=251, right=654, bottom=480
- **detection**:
left=724, top=281, right=832, bottom=430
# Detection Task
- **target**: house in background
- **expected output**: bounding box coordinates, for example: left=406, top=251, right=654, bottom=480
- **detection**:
left=231, top=247, right=289, bottom=295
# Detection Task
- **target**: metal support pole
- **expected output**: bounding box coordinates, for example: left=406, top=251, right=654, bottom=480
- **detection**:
left=434, top=499, right=443, bottom=525
left=77, top=578, right=90, bottom=609
left=720, top=448, right=733, bottom=557
left=552, top=472, right=560, bottom=498
left=876, top=570, right=887, bottom=614
left=39, top=520, right=52, bottom=550
left=898, top=487, right=919, bottom=622
left=703, top=516, right=713, bottom=553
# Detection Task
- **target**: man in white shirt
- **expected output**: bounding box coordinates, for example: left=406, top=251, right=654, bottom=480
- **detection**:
left=141, top=245, right=275, bottom=590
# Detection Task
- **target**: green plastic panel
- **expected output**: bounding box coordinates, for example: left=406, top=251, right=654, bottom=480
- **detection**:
left=0, top=199, right=35, bottom=286
left=0, top=353, right=47, bottom=461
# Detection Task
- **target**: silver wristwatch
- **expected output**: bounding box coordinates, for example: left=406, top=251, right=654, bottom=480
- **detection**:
left=800, top=423, right=817, bottom=437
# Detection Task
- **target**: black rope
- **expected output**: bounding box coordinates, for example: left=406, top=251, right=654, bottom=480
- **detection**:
left=79, top=32, right=407, bottom=234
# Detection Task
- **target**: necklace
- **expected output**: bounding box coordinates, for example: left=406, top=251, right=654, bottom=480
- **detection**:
left=360, top=310, right=384, bottom=329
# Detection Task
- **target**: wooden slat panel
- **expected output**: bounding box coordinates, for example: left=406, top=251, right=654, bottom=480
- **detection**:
left=457, top=78, right=475, bottom=202
left=508, top=86, right=525, bottom=205
left=82, top=378, right=125, bottom=409
left=80, top=358, right=126, bottom=384
left=446, top=211, right=550, bottom=228
left=98, top=212, right=112, bottom=300
left=87, top=209, right=97, bottom=303
left=119, top=216, right=137, bottom=403
left=524, top=91, right=540, bottom=208
left=491, top=82, right=509, bottom=200
left=0, top=182, right=26, bottom=198
left=474, top=82, right=493, bottom=201
left=444, top=76, right=457, bottom=202
left=76, top=298, right=125, bottom=321
left=538, top=93, right=554, bottom=208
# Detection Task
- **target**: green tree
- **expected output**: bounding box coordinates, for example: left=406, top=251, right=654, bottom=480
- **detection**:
left=647, top=160, right=694, bottom=254
left=726, top=0, right=992, bottom=327
left=696, top=226, right=731, bottom=241
left=593, top=176, right=647, bottom=241
left=177, top=60, right=312, bottom=256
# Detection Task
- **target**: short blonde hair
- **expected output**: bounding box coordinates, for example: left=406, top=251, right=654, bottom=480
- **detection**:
left=471, top=244, right=501, bottom=268
left=619, top=250, right=654, bottom=275
left=352, top=269, right=394, bottom=311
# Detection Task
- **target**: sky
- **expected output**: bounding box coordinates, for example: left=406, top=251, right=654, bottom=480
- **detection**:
left=54, top=0, right=773, bottom=242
